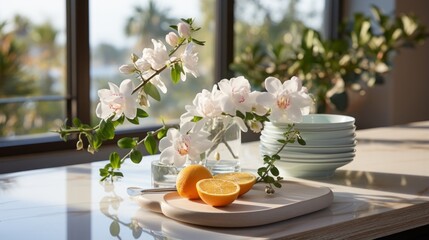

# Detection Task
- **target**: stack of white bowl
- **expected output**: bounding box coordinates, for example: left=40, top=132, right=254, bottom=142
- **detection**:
left=260, top=114, right=356, bottom=178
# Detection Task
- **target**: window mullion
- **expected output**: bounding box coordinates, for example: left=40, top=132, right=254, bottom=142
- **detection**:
left=215, top=0, right=235, bottom=82
left=67, top=0, right=90, bottom=124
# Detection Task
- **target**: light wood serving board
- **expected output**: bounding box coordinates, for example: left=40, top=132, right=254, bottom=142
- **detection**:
left=132, top=181, right=333, bottom=227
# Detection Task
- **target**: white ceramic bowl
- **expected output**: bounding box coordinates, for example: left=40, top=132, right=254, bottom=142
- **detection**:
left=275, top=159, right=352, bottom=178
left=266, top=114, right=355, bottom=131
left=260, top=147, right=356, bottom=159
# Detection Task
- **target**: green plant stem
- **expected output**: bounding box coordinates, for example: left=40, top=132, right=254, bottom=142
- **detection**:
left=131, top=38, right=186, bottom=95
left=206, top=122, right=238, bottom=159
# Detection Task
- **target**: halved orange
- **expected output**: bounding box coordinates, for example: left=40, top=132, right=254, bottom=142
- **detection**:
left=196, top=179, right=240, bottom=207
left=213, top=172, right=256, bottom=196
left=176, top=165, right=213, bottom=200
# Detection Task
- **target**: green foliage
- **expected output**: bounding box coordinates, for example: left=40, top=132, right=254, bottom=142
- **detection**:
left=171, top=62, right=183, bottom=84
left=143, top=81, right=161, bottom=101
left=256, top=124, right=305, bottom=193
left=144, top=134, right=157, bottom=155
left=231, top=5, right=428, bottom=113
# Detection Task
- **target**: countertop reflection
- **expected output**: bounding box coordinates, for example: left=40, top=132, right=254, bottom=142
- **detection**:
left=1, top=121, right=428, bottom=239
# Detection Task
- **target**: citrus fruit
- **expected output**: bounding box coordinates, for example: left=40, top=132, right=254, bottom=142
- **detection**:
left=213, top=172, right=256, bottom=196
left=176, top=164, right=213, bottom=200
left=196, top=179, right=240, bottom=207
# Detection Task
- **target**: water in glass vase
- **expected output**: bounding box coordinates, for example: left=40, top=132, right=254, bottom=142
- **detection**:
left=151, top=160, right=181, bottom=188
left=204, top=116, right=241, bottom=174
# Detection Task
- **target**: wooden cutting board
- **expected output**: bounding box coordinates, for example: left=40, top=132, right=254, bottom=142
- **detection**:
left=132, top=181, right=333, bottom=228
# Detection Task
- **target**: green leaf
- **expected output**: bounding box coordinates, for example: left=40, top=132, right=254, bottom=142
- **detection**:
left=143, top=81, right=161, bottom=101
left=127, top=116, right=139, bottom=125
left=117, top=137, right=137, bottom=149
left=270, top=167, right=280, bottom=176
left=191, top=38, right=206, bottom=46
left=109, top=221, right=120, bottom=237
left=235, top=111, right=245, bottom=119
left=109, top=152, right=121, bottom=169
left=102, top=120, right=115, bottom=140
left=73, top=118, right=82, bottom=127
left=137, top=108, right=149, bottom=118
left=130, top=149, right=143, bottom=164
left=112, top=116, right=123, bottom=127
left=113, top=172, right=124, bottom=177
left=273, top=182, right=282, bottom=188
left=257, top=167, right=267, bottom=176
left=99, top=168, right=109, bottom=177
left=157, top=128, right=167, bottom=139
left=272, top=154, right=280, bottom=160
left=277, top=139, right=287, bottom=144
left=169, top=25, right=178, bottom=31
left=245, top=112, right=254, bottom=120
left=171, top=63, right=182, bottom=84
left=297, top=136, right=306, bottom=145
left=264, top=176, right=275, bottom=183
left=192, top=116, right=203, bottom=122
left=144, top=135, right=157, bottom=155
left=89, top=133, right=102, bottom=150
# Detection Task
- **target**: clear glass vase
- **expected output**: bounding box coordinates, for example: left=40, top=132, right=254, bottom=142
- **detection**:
left=151, top=160, right=181, bottom=188
left=203, top=116, right=241, bottom=174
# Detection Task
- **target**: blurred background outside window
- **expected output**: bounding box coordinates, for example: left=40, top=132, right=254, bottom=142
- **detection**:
left=0, top=0, right=327, bottom=151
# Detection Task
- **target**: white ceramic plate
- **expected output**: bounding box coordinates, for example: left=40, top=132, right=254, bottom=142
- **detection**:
left=260, top=135, right=356, bottom=147
left=261, top=127, right=356, bottom=140
left=260, top=147, right=356, bottom=159
left=132, top=182, right=333, bottom=227
left=260, top=138, right=357, bottom=149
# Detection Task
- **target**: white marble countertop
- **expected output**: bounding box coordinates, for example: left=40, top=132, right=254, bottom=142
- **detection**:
left=1, top=121, right=428, bottom=239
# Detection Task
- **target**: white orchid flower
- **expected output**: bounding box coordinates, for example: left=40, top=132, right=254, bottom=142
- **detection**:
left=159, top=122, right=213, bottom=166
left=143, top=39, right=170, bottom=70
left=180, top=85, right=225, bottom=124
left=135, top=57, right=151, bottom=72
left=218, top=76, right=256, bottom=116
left=257, top=76, right=312, bottom=123
left=180, top=43, right=199, bottom=80
left=96, top=79, right=138, bottom=121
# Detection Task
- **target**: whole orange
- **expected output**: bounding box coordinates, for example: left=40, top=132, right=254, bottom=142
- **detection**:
left=176, top=164, right=213, bottom=199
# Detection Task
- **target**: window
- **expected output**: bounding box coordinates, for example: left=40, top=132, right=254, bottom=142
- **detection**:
left=89, top=0, right=215, bottom=127
left=0, top=0, right=331, bottom=159
left=0, top=0, right=67, bottom=146
left=232, top=0, right=328, bottom=90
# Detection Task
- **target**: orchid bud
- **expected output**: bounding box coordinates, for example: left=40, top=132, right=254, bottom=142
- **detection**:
left=76, top=139, right=83, bottom=150
left=87, top=145, right=95, bottom=154
left=177, top=22, right=191, bottom=38
left=165, top=32, right=179, bottom=46
left=131, top=53, right=139, bottom=63
left=119, top=64, right=136, bottom=74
